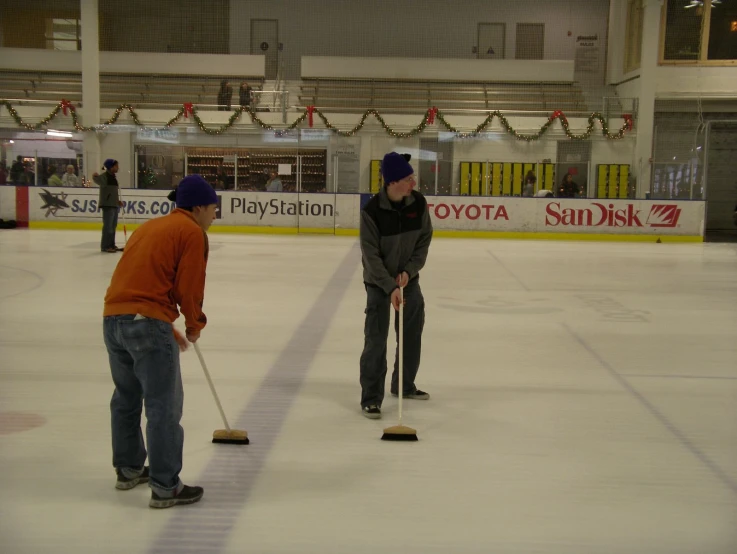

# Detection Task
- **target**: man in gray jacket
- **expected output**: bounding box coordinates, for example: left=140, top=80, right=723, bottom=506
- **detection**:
left=93, top=159, right=124, bottom=253
left=359, top=152, right=433, bottom=419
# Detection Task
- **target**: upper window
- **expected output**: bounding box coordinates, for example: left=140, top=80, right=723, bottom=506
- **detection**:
left=45, top=18, right=81, bottom=51
left=662, top=0, right=737, bottom=63
left=625, top=0, right=645, bottom=73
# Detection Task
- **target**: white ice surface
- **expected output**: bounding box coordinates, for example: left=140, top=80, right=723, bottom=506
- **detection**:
left=1, top=230, right=736, bottom=554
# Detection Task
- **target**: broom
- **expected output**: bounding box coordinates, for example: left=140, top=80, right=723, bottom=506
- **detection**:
left=119, top=197, right=128, bottom=247
left=193, top=342, right=249, bottom=445
left=381, top=286, right=418, bottom=442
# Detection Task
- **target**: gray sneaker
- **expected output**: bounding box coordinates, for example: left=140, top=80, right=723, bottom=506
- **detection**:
left=149, top=485, right=204, bottom=509
left=115, top=467, right=149, bottom=490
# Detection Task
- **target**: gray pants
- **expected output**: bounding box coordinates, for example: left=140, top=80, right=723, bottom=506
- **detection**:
left=101, top=206, right=119, bottom=251
left=359, top=278, right=425, bottom=408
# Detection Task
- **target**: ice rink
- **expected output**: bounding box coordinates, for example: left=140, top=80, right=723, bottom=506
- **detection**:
left=1, top=229, right=736, bottom=554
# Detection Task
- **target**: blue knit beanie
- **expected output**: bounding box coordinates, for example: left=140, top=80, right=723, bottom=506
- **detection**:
left=176, top=175, right=218, bottom=208
left=381, top=152, right=413, bottom=185
left=103, top=159, right=118, bottom=170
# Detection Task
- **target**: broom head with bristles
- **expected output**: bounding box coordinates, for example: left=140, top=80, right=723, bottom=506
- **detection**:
left=381, top=424, right=418, bottom=441
left=212, top=429, right=249, bottom=445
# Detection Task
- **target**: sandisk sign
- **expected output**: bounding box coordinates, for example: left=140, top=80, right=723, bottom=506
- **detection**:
left=537, top=199, right=701, bottom=235
left=423, top=195, right=702, bottom=236
left=545, top=202, right=683, bottom=229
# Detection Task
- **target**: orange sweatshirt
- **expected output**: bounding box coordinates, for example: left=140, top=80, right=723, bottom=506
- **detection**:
left=103, top=208, right=209, bottom=336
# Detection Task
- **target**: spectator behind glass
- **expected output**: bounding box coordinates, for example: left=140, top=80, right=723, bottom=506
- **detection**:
left=10, top=156, right=24, bottom=184
left=266, top=169, right=283, bottom=192
left=239, top=82, right=252, bottom=107
left=47, top=165, right=63, bottom=186
left=558, top=173, right=580, bottom=198
left=217, top=80, right=232, bottom=111
left=62, top=165, right=81, bottom=187
left=523, top=170, right=537, bottom=197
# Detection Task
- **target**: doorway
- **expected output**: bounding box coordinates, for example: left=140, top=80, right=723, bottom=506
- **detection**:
left=477, top=23, right=506, bottom=59
left=251, top=19, right=279, bottom=79
left=705, top=122, right=737, bottom=241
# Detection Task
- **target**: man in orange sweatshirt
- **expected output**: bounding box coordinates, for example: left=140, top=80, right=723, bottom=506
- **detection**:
left=102, top=175, right=218, bottom=509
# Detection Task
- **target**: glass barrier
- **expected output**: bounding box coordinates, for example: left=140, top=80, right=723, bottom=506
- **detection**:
left=1, top=126, right=640, bottom=200
left=650, top=162, right=702, bottom=200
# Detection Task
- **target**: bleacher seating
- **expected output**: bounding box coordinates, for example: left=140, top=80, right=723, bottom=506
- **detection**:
left=0, top=70, right=265, bottom=109
left=297, top=78, right=588, bottom=115
left=0, top=70, right=618, bottom=117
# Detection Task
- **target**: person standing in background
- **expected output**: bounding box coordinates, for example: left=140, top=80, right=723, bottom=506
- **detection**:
left=266, top=169, right=283, bottom=192
left=557, top=173, right=580, bottom=198
left=239, top=82, right=253, bottom=108
left=93, top=159, right=124, bottom=253
left=47, top=166, right=63, bottom=187
left=523, top=170, right=537, bottom=197
left=62, top=165, right=81, bottom=187
left=217, top=80, right=232, bottom=111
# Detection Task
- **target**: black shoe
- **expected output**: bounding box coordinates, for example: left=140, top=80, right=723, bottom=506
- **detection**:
left=116, top=246, right=124, bottom=252
left=390, top=389, right=430, bottom=400
left=149, top=484, right=204, bottom=509
left=115, top=466, right=149, bottom=490
left=362, top=405, right=381, bottom=419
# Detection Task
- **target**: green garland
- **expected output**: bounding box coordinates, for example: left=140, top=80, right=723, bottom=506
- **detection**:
left=0, top=100, right=633, bottom=141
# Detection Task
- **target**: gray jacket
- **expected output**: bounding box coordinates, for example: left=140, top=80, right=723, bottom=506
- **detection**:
left=266, top=177, right=283, bottom=192
left=94, top=171, right=120, bottom=208
left=360, top=187, right=433, bottom=295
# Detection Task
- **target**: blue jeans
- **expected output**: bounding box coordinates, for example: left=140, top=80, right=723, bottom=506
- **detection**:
left=101, top=206, right=118, bottom=250
left=103, top=314, right=184, bottom=497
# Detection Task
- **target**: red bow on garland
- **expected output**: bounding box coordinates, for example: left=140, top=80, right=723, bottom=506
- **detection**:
left=307, top=105, right=315, bottom=127
left=551, top=110, right=566, bottom=122
left=427, top=107, right=438, bottom=125
left=623, top=113, right=634, bottom=130
left=60, top=99, right=73, bottom=116
left=183, top=102, right=194, bottom=118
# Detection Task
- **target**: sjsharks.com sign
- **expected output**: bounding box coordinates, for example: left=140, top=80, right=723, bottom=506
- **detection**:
left=35, top=189, right=177, bottom=220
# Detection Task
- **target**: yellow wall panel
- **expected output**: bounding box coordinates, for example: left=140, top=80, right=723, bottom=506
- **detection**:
left=370, top=160, right=382, bottom=193
left=512, top=163, right=523, bottom=195
left=460, top=162, right=470, bottom=195
left=597, top=165, right=608, bottom=199
left=619, top=165, right=630, bottom=199
left=608, top=165, right=619, bottom=199
left=544, top=164, right=555, bottom=190
left=502, top=163, right=512, bottom=195
left=492, top=163, right=502, bottom=196
left=471, top=163, right=481, bottom=196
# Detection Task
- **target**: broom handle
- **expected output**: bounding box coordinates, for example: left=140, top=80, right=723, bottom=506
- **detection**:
left=194, top=342, right=232, bottom=432
left=119, top=192, right=128, bottom=244
left=398, top=286, right=404, bottom=427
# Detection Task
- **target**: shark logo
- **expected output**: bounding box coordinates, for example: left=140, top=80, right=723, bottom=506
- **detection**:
left=38, top=189, right=70, bottom=218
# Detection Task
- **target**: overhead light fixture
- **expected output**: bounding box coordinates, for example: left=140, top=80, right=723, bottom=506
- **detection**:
left=685, top=0, right=721, bottom=8
left=47, top=130, right=73, bottom=138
